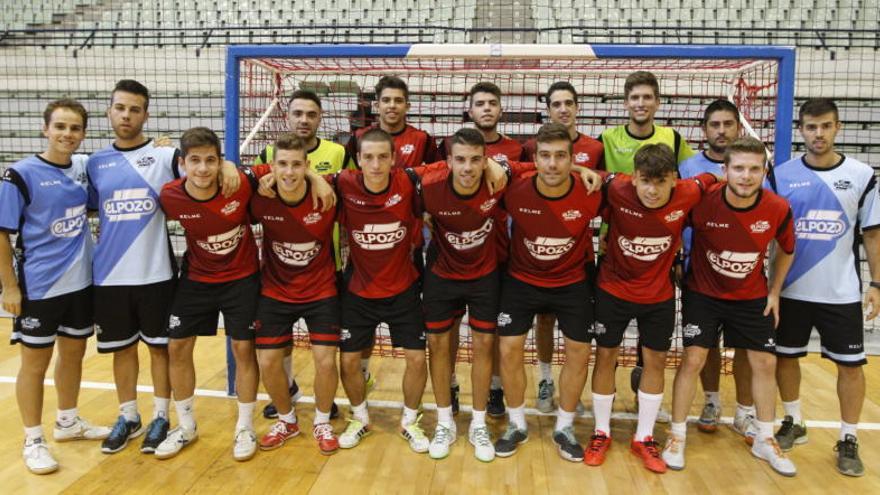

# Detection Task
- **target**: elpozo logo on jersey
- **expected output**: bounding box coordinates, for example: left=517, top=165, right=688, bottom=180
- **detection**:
left=399, top=144, right=415, bottom=155
left=795, top=209, right=846, bottom=240
left=445, top=218, right=494, bottom=251
left=524, top=236, right=575, bottom=261
left=706, top=250, right=760, bottom=279
left=575, top=152, right=590, bottom=164
left=303, top=212, right=322, bottom=225
left=562, top=209, right=582, bottom=221
left=352, top=222, right=407, bottom=250
left=272, top=240, right=321, bottom=266
left=750, top=220, right=771, bottom=233
left=664, top=209, right=684, bottom=223
left=384, top=193, right=403, bottom=208
left=51, top=205, right=87, bottom=238
left=196, top=225, right=245, bottom=255
left=479, top=198, right=498, bottom=213
left=103, top=188, right=156, bottom=222
left=221, top=200, right=241, bottom=216
left=618, top=235, right=672, bottom=261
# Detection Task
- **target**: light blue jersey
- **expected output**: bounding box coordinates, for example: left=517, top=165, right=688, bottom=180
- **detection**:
left=680, top=151, right=724, bottom=262
left=87, top=140, right=179, bottom=286
left=0, top=154, right=93, bottom=300
left=772, top=155, right=880, bottom=303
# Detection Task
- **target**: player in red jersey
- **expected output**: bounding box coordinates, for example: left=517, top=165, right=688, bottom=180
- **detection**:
left=154, top=127, right=261, bottom=462
left=661, top=136, right=797, bottom=476
left=494, top=123, right=603, bottom=462
left=585, top=144, right=716, bottom=473
left=249, top=134, right=342, bottom=455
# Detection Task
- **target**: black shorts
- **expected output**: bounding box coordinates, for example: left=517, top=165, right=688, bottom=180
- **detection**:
left=254, top=295, right=341, bottom=348
left=776, top=297, right=866, bottom=366
left=340, top=283, right=426, bottom=352
left=168, top=273, right=260, bottom=341
left=496, top=274, right=592, bottom=343
left=12, top=286, right=94, bottom=348
left=594, top=287, right=675, bottom=351
left=423, top=269, right=499, bottom=335
left=94, top=279, right=175, bottom=353
left=681, top=290, right=775, bottom=352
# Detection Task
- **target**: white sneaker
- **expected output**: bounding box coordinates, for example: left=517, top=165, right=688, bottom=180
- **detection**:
left=400, top=415, right=430, bottom=454
left=233, top=427, right=258, bottom=461
left=656, top=407, right=672, bottom=424
left=661, top=434, right=686, bottom=470
left=733, top=414, right=758, bottom=445
left=751, top=437, right=797, bottom=477
left=23, top=438, right=58, bottom=475
left=154, top=426, right=198, bottom=460
left=54, top=417, right=112, bottom=441
left=339, top=419, right=371, bottom=449
left=468, top=425, right=495, bottom=462
left=429, top=423, right=457, bottom=459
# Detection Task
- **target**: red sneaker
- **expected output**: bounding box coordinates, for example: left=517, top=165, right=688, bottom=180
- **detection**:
left=313, top=423, right=339, bottom=455
left=259, top=420, right=300, bottom=450
left=630, top=436, right=668, bottom=473
left=584, top=432, right=612, bottom=466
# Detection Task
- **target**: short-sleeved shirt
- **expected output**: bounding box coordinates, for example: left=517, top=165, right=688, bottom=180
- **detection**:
left=522, top=132, right=604, bottom=170
left=253, top=138, right=354, bottom=174
left=346, top=124, right=439, bottom=169
left=599, top=124, right=695, bottom=173
left=440, top=134, right=523, bottom=164
left=679, top=151, right=725, bottom=259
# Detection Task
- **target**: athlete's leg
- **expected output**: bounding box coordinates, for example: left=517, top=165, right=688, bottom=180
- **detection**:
left=427, top=331, right=452, bottom=408
left=311, top=345, right=339, bottom=416
left=54, top=336, right=86, bottom=410
left=733, top=348, right=753, bottom=406
left=257, top=348, right=292, bottom=414
left=699, top=347, right=721, bottom=398
left=402, top=349, right=428, bottom=411
left=838, top=364, right=865, bottom=426
left=747, top=349, right=777, bottom=425
left=498, top=334, right=528, bottom=409
left=671, top=346, right=709, bottom=424
left=17, top=345, right=54, bottom=428
left=471, top=332, right=494, bottom=412
left=148, top=346, right=171, bottom=402
left=558, top=337, right=590, bottom=412
left=168, top=337, right=197, bottom=401
left=113, top=344, right=140, bottom=404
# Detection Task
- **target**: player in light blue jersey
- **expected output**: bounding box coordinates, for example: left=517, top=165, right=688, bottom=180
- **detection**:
left=0, top=100, right=111, bottom=474
left=771, top=98, right=880, bottom=477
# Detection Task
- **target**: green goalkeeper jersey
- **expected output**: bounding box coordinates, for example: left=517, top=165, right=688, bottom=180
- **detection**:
left=599, top=124, right=695, bottom=173
left=254, top=138, right=355, bottom=173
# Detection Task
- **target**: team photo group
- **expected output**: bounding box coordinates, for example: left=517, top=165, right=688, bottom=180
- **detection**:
left=1, top=69, right=876, bottom=480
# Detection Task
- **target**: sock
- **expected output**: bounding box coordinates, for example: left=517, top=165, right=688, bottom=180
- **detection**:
left=351, top=401, right=370, bottom=425
left=283, top=355, right=293, bottom=387
left=278, top=409, right=297, bottom=424
left=56, top=407, right=78, bottom=428
left=119, top=400, right=139, bottom=423
left=539, top=360, right=553, bottom=383
left=554, top=408, right=575, bottom=431
left=756, top=420, right=774, bottom=441
left=450, top=373, right=459, bottom=388
left=314, top=409, right=331, bottom=425
left=153, top=396, right=170, bottom=420
left=490, top=375, right=502, bottom=390
left=471, top=409, right=487, bottom=428
left=437, top=406, right=454, bottom=427
left=401, top=406, right=419, bottom=427
left=592, top=392, right=614, bottom=437
left=704, top=391, right=721, bottom=408
left=24, top=425, right=44, bottom=441
left=508, top=405, right=527, bottom=431
left=236, top=401, right=256, bottom=432
left=671, top=421, right=687, bottom=439
left=635, top=390, right=663, bottom=442
left=175, top=396, right=196, bottom=431
left=735, top=402, right=756, bottom=420
left=782, top=399, right=802, bottom=424
left=361, top=358, right=370, bottom=375
left=840, top=421, right=858, bottom=442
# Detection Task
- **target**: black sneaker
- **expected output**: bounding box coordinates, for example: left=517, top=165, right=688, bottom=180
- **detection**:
left=101, top=415, right=143, bottom=454
left=140, top=416, right=170, bottom=454
left=553, top=426, right=584, bottom=462
left=487, top=388, right=506, bottom=418
left=494, top=425, right=528, bottom=458
left=451, top=384, right=460, bottom=416
left=262, top=380, right=303, bottom=419
left=630, top=365, right=643, bottom=395
left=835, top=434, right=864, bottom=477
left=774, top=415, right=807, bottom=451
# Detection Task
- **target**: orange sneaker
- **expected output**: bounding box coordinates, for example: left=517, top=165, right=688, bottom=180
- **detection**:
left=259, top=420, right=300, bottom=450
left=313, top=423, right=339, bottom=455
left=630, top=436, right=667, bottom=473
left=584, top=432, right=612, bottom=466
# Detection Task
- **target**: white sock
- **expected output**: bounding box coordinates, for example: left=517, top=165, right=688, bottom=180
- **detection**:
left=314, top=409, right=331, bottom=425
left=592, top=392, right=614, bottom=437
left=450, top=374, right=459, bottom=388
left=554, top=408, right=575, bottom=431
left=671, top=421, right=687, bottom=439
left=471, top=409, right=487, bottom=428
left=437, top=406, right=454, bottom=428
left=175, top=396, right=196, bottom=431
left=153, top=396, right=170, bottom=420
left=56, top=407, right=78, bottom=428
left=490, top=375, right=502, bottom=390
left=840, top=421, right=858, bottom=441
left=236, top=401, right=256, bottom=431
left=351, top=401, right=370, bottom=425
left=401, top=406, right=419, bottom=427
left=756, top=420, right=774, bottom=441
left=539, top=361, right=553, bottom=383
left=119, top=400, right=139, bottom=423
left=635, top=390, right=664, bottom=442
left=782, top=399, right=802, bottom=424
left=361, top=358, right=370, bottom=375
left=283, top=354, right=293, bottom=387
left=735, top=402, right=756, bottom=420
left=278, top=409, right=297, bottom=424
left=704, top=391, right=721, bottom=408
left=508, top=405, right=527, bottom=431
left=24, top=425, right=44, bottom=441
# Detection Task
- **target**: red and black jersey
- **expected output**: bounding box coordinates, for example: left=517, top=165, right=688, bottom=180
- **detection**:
left=504, top=172, right=603, bottom=288
left=346, top=124, right=439, bottom=170
left=521, top=132, right=604, bottom=170
left=249, top=182, right=338, bottom=304
left=440, top=134, right=524, bottom=164
left=686, top=184, right=795, bottom=300
left=159, top=171, right=259, bottom=283
left=336, top=167, right=421, bottom=298
left=598, top=172, right=716, bottom=304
